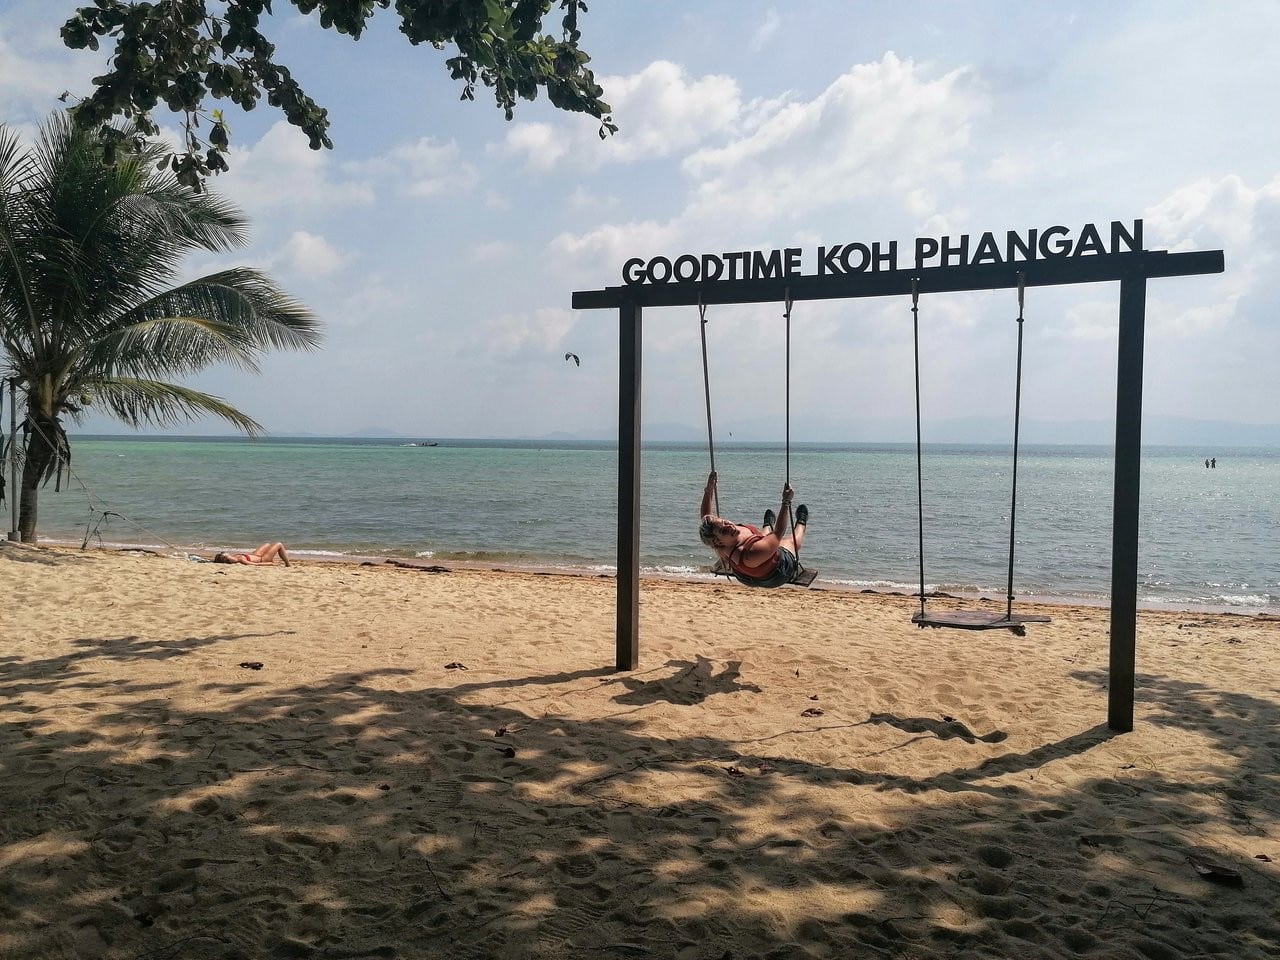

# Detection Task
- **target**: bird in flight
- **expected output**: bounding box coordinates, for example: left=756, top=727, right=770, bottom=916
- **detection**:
left=564, top=352, right=580, bottom=366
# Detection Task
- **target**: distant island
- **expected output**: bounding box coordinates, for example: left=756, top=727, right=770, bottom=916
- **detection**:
left=65, top=414, right=1280, bottom=447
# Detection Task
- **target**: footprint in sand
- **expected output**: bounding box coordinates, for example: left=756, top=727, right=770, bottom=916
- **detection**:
left=975, top=844, right=1015, bottom=869
left=538, top=907, right=595, bottom=947
left=417, top=781, right=464, bottom=806
left=557, top=854, right=598, bottom=881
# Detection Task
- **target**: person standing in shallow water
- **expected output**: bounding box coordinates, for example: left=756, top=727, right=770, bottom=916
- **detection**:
left=697, top=471, right=809, bottom=588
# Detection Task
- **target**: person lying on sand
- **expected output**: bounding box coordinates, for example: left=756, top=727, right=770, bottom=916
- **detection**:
left=214, top=542, right=291, bottom=566
left=698, top=471, right=809, bottom=588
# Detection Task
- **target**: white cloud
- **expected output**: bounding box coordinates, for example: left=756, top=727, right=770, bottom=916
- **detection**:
left=501, top=61, right=743, bottom=171
left=986, top=141, right=1067, bottom=186
left=1144, top=174, right=1268, bottom=254
left=470, top=240, right=512, bottom=262
left=750, top=9, right=782, bottom=53
left=350, top=136, right=478, bottom=198
left=684, top=53, right=986, bottom=222
left=1054, top=300, right=1120, bottom=343
left=1139, top=172, right=1280, bottom=338
left=549, top=220, right=683, bottom=276
left=219, top=122, right=375, bottom=216
left=548, top=54, right=986, bottom=269
left=471, top=306, right=578, bottom=361
left=0, top=22, right=89, bottom=126
left=568, top=186, right=619, bottom=212
left=483, top=190, right=511, bottom=211
left=1147, top=296, right=1238, bottom=339
left=279, top=231, right=348, bottom=277
left=329, top=276, right=409, bottom=330
left=501, top=122, right=565, bottom=172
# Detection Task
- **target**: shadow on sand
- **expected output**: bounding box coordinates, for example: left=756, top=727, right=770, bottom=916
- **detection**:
left=2, top=635, right=1278, bottom=959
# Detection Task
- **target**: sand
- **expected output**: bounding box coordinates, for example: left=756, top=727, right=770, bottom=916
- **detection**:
left=1, top=541, right=1278, bottom=959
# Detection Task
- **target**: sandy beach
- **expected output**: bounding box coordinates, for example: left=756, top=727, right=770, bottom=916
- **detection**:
left=2, top=541, right=1277, bottom=959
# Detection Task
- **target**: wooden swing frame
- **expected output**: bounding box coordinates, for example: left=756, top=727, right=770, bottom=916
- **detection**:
left=572, top=246, right=1225, bottom=732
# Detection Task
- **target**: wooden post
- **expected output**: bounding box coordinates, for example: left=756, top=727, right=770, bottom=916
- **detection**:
left=7, top=378, right=18, bottom=542
left=1108, top=270, right=1147, bottom=731
left=616, top=300, right=642, bottom=670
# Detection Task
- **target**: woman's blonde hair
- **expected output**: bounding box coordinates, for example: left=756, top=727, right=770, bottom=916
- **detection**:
left=698, top=515, right=718, bottom=546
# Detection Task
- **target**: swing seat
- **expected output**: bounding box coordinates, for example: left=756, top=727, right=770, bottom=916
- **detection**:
left=791, top=566, right=819, bottom=588
left=710, top=557, right=818, bottom=587
left=912, top=610, right=1050, bottom=636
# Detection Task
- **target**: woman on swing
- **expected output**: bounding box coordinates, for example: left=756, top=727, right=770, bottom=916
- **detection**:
left=698, top=471, right=809, bottom=588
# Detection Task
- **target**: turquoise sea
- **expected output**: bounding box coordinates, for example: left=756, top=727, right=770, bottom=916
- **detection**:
left=17, top=436, right=1280, bottom=614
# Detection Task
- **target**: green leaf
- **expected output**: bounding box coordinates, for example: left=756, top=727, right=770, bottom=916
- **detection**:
left=61, top=0, right=617, bottom=191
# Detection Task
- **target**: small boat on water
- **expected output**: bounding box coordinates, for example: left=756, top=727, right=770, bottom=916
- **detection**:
left=399, top=441, right=440, bottom=447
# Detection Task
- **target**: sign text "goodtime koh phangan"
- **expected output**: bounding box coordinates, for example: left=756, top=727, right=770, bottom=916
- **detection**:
left=621, top=220, right=1143, bottom=285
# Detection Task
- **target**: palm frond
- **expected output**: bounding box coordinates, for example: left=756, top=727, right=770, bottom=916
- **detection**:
left=91, top=377, right=266, bottom=435
left=187, top=268, right=323, bottom=352
left=115, top=187, right=248, bottom=254
left=75, top=268, right=322, bottom=380
left=0, top=126, right=55, bottom=361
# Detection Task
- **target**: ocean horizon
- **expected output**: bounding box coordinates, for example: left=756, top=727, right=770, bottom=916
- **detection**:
left=16, top=435, right=1279, bottom=615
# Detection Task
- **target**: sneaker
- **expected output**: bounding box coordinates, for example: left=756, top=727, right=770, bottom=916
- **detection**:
left=795, top=504, right=809, bottom=526
left=762, top=509, right=776, bottom=530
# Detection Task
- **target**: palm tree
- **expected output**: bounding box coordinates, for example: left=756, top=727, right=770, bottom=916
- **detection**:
left=0, top=113, right=321, bottom=542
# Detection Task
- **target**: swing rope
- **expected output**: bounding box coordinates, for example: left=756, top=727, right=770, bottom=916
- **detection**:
left=781, top=288, right=796, bottom=550
left=698, top=296, right=719, bottom=517
left=912, top=274, right=1043, bottom=630
left=783, top=287, right=792, bottom=489
left=911, top=278, right=926, bottom=618
left=1005, top=272, right=1027, bottom=619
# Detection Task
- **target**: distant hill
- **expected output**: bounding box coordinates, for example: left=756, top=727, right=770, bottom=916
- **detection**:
left=346, top=426, right=408, bottom=438
left=67, top=416, right=1280, bottom=447
left=555, top=415, right=1280, bottom=447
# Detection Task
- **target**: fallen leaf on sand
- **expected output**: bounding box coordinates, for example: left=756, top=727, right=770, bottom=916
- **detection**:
left=1188, top=856, right=1244, bottom=886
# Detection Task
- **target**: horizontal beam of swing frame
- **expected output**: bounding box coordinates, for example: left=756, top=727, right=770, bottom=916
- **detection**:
left=573, top=245, right=1226, bottom=735
left=571, top=249, right=1224, bottom=309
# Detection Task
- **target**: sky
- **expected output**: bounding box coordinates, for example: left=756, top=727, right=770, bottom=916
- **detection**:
left=1, top=1, right=1277, bottom=441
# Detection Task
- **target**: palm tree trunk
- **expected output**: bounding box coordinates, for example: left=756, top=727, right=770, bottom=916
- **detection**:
left=17, top=416, right=58, bottom=543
